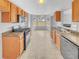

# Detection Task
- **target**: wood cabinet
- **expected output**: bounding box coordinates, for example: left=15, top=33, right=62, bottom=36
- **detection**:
left=0, top=0, right=10, bottom=12
left=51, top=30, right=61, bottom=49
left=20, top=36, right=24, bottom=54
left=55, top=31, right=61, bottom=49
left=2, top=3, right=18, bottom=23
left=24, top=12, right=28, bottom=18
left=2, top=32, right=24, bottom=59
left=2, top=12, right=11, bottom=22
left=10, top=4, right=18, bottom=22
left=51, top=30, right=56, bottom=43
left=72, top=0, right=79, bottom=22
left=0, top=0, right=18, bottom=23
left=17, top=8, right=23, bottom=15
left=0, top=0, right=28, bottom=23
left=17, top=8, right=25, bottom=16
left=22, top=10, right=25, bottom=16
left=54, top=11, right=61, bottom=22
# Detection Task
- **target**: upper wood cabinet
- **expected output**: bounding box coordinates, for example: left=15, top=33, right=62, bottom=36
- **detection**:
left=10, top=3, right=18, bottom=22
left=0, top=0, right=10, bottom=12
left=22, top=11, right=25, bottom=16
left=2, top=12, right=11, bottom=22
left=54, top=11, right=61, bottom=22
left=17, top=8, right=25, bottom=16
left=0, top=0, right=29, bottom=23
left=24, top=12, right=28, bottom=17
left=72, top=0, right=79, bottom=22
left=17, top=8, right=22, bottom=15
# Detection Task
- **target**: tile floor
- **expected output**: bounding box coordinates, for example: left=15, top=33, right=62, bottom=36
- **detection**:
left=19, top=30, right=64, bottom=59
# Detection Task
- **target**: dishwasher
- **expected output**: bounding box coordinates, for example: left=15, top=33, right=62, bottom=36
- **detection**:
left=60, top=36, right=79, bottom=59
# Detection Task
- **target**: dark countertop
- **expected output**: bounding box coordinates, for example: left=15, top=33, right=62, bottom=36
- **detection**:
left=2, top=28, right=30, bottom=37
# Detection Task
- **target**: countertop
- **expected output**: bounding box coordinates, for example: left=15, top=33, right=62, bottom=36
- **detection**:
left=58, top=25, right=78, bottom=32
left=2, top=28, right=30, bottom=37
left=60, top=31, right=79, bottom=47
left=51, top=27, right=79, bottom=46
left=2, top=31, right=24, bottom=37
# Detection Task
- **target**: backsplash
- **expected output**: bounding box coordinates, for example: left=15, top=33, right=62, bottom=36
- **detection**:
left=61, top=9, right=72, bottom=25
left=0, top=23, right=27, bottom=33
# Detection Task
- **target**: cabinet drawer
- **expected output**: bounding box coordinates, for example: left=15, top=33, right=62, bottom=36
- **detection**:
left=2, top=36, right=20, bottom=59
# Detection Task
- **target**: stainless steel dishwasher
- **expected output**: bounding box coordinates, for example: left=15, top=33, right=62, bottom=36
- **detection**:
left=60, top=36, right=79, bottom=59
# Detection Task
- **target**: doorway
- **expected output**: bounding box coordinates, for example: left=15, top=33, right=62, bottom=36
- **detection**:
left=31, top=15, right=51, bottom=31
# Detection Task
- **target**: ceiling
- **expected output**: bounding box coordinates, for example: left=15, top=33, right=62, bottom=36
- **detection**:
left=8, top=0, right=72, bottom=15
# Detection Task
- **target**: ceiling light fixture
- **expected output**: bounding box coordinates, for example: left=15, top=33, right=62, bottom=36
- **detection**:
left=39, top=0, right=45, bottom=5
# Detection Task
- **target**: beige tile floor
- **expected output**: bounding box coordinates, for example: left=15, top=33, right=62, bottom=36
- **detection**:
left=19, top=30, right=64, bottom=59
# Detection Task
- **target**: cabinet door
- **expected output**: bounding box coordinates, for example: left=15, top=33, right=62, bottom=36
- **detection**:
left=53, top=30, right=56, bottom=43
left=2, top=36, right=10, bottom=58
left=60, top=36, right=78, bottom=59
left=72, top=0, right=79, bottom=22
left=11, top=3, right=17, bottom=22
left=2, top=36, right=20, bottom=59
left=50, top=31, right=53, bottom=41
left=4, top=0, right=10, bottom=12
left=2, top=12, right=11, bottom=22
left=55, top=32, right=60, bottom=49
left=51, top=30, right=56, bottom=43
left=0, top=0, right=10, bottom=12
left=20, top=37, right=24, bottom=55
left=17, top=8, right=22, bottom=15
left=55, top=11, right=61, bottom=22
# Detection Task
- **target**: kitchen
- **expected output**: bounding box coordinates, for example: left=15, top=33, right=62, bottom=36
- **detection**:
left=0, top=0, right=79, bottom=59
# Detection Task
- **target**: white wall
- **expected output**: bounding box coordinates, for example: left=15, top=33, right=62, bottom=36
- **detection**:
left=61, top=9, right=72, bottom=25
left=0, top=23, right=20, bottom=33
left=62, top=9, right=72, bottom=24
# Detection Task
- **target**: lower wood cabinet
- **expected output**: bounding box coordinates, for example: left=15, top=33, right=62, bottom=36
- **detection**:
left=61, top=36, right=78, bottom=59
left=2, top=32, right=24, bottom=59
left=20, top=36, right=24, bottom=55
left=51, top=30, right=61, bottom=49
left=55, top=31, right=61, bottom=49
left=51, top=30, right=56, bottom=43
